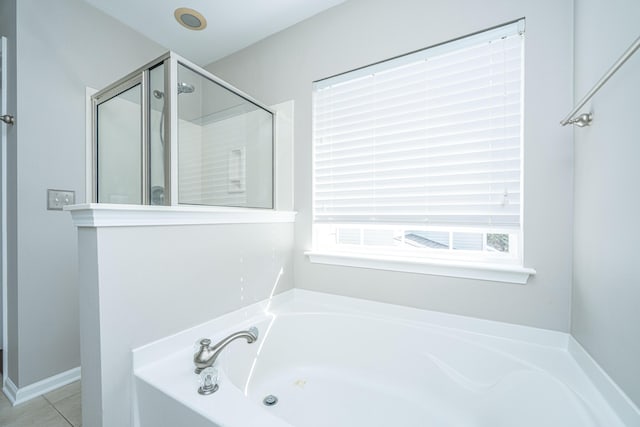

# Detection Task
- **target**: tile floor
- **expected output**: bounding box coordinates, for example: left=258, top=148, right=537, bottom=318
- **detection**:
left=0, top=375, right=82, bottom=427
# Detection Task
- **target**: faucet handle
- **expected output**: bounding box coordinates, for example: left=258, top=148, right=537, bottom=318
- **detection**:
left=198, top=367, right=219, bottom=395
left=193, top=338, right=211, bottom=354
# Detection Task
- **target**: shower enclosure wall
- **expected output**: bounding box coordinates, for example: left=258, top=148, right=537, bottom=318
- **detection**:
left=91, top=52, right=274, bottom=208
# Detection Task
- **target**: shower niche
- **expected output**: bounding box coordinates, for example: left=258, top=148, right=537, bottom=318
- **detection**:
left=91, top=52, right=273, bottom=208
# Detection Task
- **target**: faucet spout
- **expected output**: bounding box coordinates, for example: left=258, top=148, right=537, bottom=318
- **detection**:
left=194, top=327, right=258, bottom=374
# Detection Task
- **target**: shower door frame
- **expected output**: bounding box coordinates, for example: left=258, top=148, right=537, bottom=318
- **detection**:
left=91, top=53, right=169, bottom=205
left=90, top=51, right=276, bottom=207
left=92, top=74, right=147, bottom=204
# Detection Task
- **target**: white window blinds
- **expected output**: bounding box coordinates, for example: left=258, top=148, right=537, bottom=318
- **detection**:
left=313, top=20, right=524, bottom=230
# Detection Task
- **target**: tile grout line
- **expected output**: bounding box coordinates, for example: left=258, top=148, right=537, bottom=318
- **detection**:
left=43, top=394, right=75, bottom=427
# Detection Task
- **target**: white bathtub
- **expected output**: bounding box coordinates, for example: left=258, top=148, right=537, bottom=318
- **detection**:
left=133, top=290, right=631, bottom=427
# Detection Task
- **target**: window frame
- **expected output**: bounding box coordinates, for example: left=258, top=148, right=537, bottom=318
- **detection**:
left=308, top=19, right=534, bottom=284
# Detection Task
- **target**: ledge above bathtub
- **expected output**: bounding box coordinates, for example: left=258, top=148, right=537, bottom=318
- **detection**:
left=305, top=250, right=536, bottom=285
left=65, top=203, right=296, bottom=227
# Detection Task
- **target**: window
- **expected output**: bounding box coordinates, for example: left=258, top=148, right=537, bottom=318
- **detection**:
left=311, top=20, right=525, bottom=268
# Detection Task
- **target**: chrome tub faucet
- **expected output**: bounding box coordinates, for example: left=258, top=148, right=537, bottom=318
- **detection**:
left=194, top=327, right=259, bottom=374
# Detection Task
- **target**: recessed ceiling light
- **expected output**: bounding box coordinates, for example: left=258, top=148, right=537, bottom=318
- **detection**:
left=174, top=7, right=207, bottom=31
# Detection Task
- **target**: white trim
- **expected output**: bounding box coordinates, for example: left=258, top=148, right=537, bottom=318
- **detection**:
left=2, top=366, right=81, bottom=406
left=65, top=203, right=296, bottom=227
left=1, top=35, right=8, bottom=390
left=168, top=55, right=179, bottom=206
left=568, top=337, right=640, bottom=427
left=3, top=375, right=17, bottom=403
left=272, top=100, right=294, bottom=212
left=85, top=87, right=97, bottom=203
left=305, top=250, right=535, bottom=284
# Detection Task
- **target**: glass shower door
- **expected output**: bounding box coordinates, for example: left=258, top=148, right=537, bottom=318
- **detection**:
left=96, top=83, right=143, bottom=204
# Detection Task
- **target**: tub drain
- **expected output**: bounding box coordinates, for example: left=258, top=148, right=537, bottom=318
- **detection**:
left=263, top=395, right=278, bottom=406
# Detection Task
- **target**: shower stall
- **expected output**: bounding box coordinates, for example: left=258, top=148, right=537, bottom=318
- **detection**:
left=91, top=52, right=273, bottom=208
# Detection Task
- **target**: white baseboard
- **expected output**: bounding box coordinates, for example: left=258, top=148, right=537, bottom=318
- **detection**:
left=568, top=337, right=640, bottom=427
left=2, top=366, right=80, bottom=406
left=3, top=375, right=18, bottom=404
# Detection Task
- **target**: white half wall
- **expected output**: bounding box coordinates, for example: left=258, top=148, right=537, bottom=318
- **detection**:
left=207, top=0, right=575, bottom=331
left=74, top=217, right=294, bottom=427
left=571, top=0, right=640, bottom=408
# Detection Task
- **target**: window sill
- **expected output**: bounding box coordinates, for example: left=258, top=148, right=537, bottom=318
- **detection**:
left=65, top=203, right=296, bottom=227
left=304, top=250, right=535, bottom=284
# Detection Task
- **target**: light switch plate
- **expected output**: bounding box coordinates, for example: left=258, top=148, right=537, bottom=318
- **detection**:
left=47, top=189, right=75, bottom=210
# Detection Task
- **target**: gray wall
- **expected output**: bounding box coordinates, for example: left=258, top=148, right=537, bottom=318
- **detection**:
left=207, top=0, right=575, bottom=331
left=571, top=0, right=640, bottom=407
left=77, top=222, right=294, bottom=427
left=0, top=0, right=18, bottom=384
left=8, top=0, right=164, bottom=388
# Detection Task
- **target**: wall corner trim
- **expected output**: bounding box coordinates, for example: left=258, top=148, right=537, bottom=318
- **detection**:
left=65, top=203, right=297, bottom=227
left=568, top=337, right=640, bottom=426
left=2, top=366, right=81, bottom=406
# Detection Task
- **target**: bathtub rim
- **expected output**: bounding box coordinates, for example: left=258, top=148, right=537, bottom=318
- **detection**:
left=132, top=288, right=569, bottom=372
left=132, top=288, right=638, bottom=427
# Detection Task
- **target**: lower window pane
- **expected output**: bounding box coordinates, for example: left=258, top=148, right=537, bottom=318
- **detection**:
left=452, top=232, right=483, bottom=251
left=363, top=229, right=395, bottom=246
left=487, top=233, right=510, bottom=252
left=316, top=224, right=518, bottom=262
left=337, top=228, right=361, bottom=245
left=404, top=231, right=449, bottom=249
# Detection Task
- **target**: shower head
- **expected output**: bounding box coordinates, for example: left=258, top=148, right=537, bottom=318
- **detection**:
left=152, top=82, right=195, bottom=99
left=178, top=82, right=195, bottom=94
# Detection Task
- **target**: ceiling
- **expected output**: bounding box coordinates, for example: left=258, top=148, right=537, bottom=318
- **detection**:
left=83, top=0, right=347, bottom=66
